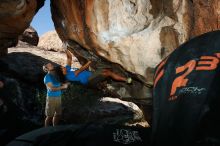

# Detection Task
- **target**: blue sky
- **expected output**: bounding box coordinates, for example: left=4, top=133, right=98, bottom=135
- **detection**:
left=31, top=0, right=54, bottom=36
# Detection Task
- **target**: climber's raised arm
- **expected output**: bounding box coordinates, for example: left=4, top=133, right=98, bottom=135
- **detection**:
left=74, top=60, right=92, bottom=76
left=65, top=49, right=72, bottom=66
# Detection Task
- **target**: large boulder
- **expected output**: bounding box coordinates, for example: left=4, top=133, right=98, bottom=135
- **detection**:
left=152, top=30, right=220, bottom=145
left=0, top=47, right=68, bottom=83
left=51, top=0, right=220, bottom=78
left=38, top=30, right=63, bottom=52
left=0, top=75, right=40, bottom=146
left=50, top=0, right=220, bottom=102
left=18, top=26, right=39, bottom=46
left=0, top=0, right=45, bottom=56
left=62, top=83, right=149, bottom=127
left=51, top=0, right=193, bottom=78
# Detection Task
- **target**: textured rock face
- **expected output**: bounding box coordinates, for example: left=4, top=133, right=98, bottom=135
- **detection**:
left=191, top=0, right=220, bottom=37
left=0, top=0, right=219, bottom=76
left=18, top=26, right=39, bottom=46
left=0, top=0, right=45, bottom=56
left=61, top=68, right=152, bottom=123
left=51, top=0, right=193, bottom=78
left=0, top=47, right=69, bottom=83
left=62, top=83, right=149, bottom=127
left=51, top=0, right=220, bottom=79
left=38, top=30, right=63, bottom=52
left=0, top=75, right=40, bottom=145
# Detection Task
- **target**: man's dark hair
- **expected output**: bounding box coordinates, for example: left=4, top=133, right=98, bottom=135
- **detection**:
left=54, top=66, right=66, bottom=83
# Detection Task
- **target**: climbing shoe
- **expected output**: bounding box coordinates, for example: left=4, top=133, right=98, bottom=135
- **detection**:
left=127, top=77, right=132, bottom=84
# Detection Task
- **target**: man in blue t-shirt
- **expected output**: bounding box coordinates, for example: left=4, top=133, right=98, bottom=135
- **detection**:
left=60, top=48, right=132, bottom=86
left=43, top=63, right=69, bottom=127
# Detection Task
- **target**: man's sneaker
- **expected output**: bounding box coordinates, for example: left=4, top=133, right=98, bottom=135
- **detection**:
left=127, top=77, right=132, bottom=84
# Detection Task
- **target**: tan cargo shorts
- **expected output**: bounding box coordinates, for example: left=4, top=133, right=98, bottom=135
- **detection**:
left=45, top=96, right=62, bottom=117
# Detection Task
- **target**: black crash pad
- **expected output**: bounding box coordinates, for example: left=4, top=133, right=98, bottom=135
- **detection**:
left=152, top=30, right=220, bottom=146
left=7, top=124, right=151, bottom=146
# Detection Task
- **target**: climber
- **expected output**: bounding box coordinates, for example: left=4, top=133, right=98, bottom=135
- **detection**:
left=43, top=63, right=69, bottom=127
left=58, top=44, right=132, bottom=86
